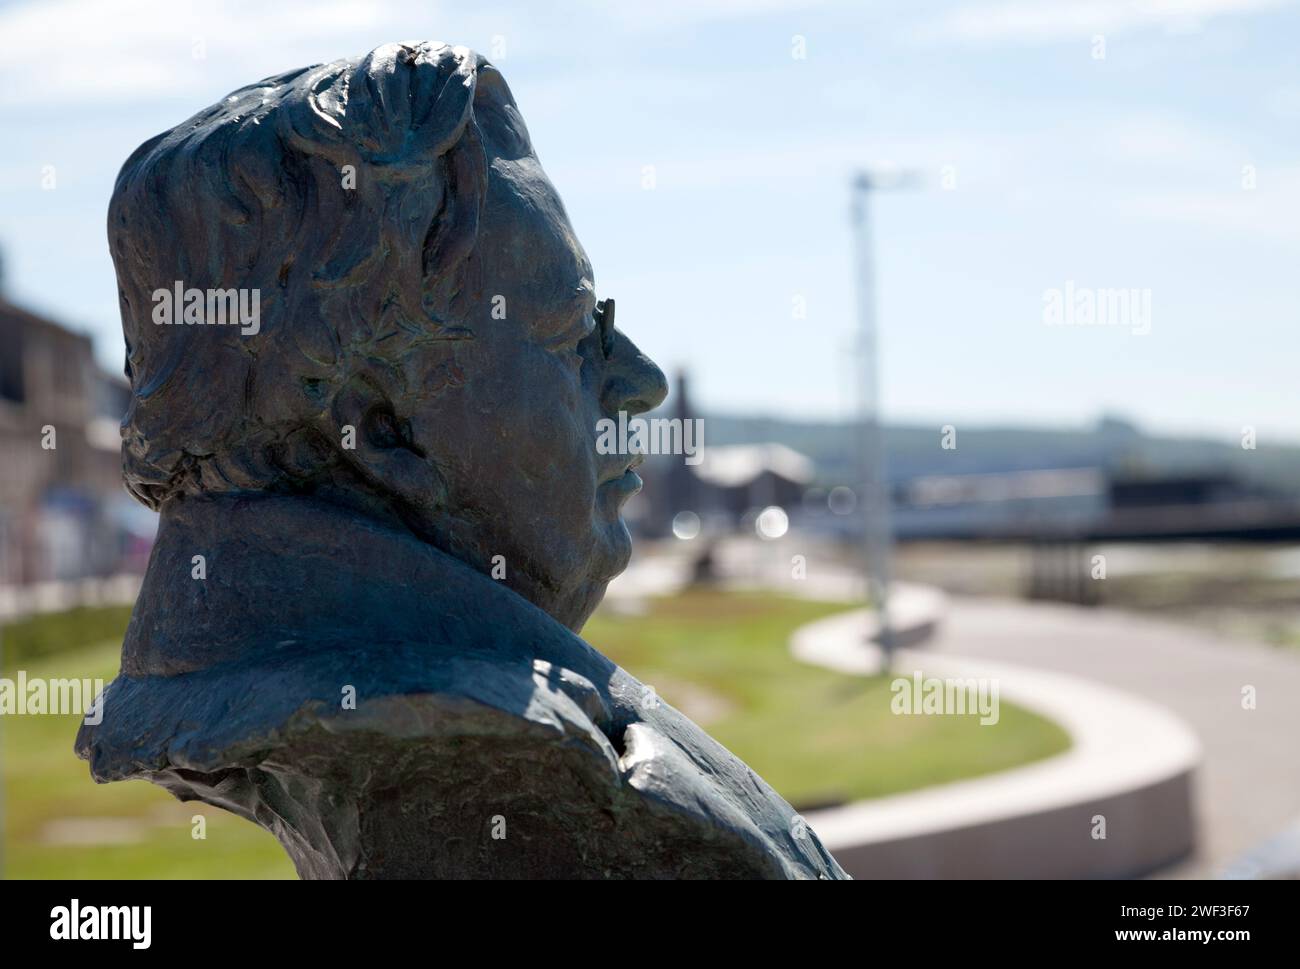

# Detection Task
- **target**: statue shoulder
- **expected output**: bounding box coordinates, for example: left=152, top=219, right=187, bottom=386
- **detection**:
left=79, top=636, right=845, bottom=878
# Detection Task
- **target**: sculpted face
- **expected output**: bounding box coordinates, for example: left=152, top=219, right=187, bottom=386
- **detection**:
left=402, top=77, right=667, bottom=631
left=110, top=44, right=666, bottom=633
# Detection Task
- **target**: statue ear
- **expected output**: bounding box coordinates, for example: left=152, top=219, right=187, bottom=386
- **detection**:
left=331, top=375, right=445, bottom=514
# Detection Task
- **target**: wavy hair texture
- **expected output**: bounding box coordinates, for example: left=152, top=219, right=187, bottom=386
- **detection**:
left=110, top=42, right=494, bottom=510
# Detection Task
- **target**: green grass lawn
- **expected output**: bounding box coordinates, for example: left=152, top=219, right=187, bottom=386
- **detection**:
left=2, top=638, right=295, bottom=879
left=586, top=590, right=1070, bottom=808
left=3, top=590, right=1069, bottom=878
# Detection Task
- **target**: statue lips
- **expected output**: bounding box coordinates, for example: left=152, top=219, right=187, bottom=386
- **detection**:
left=598, top=454, right=644, bottom=505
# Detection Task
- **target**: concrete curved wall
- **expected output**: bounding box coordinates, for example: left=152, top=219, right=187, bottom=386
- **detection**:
left=795, top=607, right=1201, bottom=879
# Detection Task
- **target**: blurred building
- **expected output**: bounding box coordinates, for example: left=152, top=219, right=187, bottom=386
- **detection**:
left=892, top=468, right=1108, bottom=540
left=631, top=371, right=815, bottom=537
left=0, top=293, right=151, bottom=585
left=692, top=443, right=814, bottom=522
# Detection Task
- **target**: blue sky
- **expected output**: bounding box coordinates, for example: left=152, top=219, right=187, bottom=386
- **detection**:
left=2, top=0, right=1297, bottom=442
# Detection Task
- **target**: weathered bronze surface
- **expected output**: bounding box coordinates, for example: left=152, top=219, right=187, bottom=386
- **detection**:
left=76, top=42, right=847, bottom=880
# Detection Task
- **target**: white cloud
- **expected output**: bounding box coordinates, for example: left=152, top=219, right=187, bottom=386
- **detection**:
left=0, top=0, right=402, bottom=107
left=924, top=0, right=1291, bottom=45
left=0, top=0, right=837, bottom=109
left=589, top=0, right=829, bottom=31
left=1094, top=115, right=1248, bottom=169
left=1122, top=168, right=1300, bottom=238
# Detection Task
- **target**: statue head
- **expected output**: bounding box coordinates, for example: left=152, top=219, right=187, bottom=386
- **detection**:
left=109, top=42, right=667, bottom=631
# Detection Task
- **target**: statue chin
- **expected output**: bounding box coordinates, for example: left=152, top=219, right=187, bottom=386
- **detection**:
left=560, top=579, right=612, bottom=634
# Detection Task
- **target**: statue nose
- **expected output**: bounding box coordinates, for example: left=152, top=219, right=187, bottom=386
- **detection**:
left=601, top=331, right=668, bottom=417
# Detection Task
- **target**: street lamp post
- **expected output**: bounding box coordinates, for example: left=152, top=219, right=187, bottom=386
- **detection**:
left=851, top=169, right=918, bottom=671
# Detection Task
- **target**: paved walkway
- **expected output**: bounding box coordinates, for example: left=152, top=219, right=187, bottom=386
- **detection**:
left=797, top=606, right=1201, bottom=877
left=923, top=597, right=1300, bottom=877
left=615, top=533, right=1300, bottom=875
left=0, top=574, right=141, bottom=622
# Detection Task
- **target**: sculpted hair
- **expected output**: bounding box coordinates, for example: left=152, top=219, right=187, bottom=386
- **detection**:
left=110, top=42, right=499, bottom=510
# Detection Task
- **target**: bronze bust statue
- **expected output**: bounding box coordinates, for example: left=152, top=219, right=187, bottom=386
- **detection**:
left=77, top=41, right=847, bottom=880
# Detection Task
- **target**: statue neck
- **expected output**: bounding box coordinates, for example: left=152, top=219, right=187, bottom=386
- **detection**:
left=122, top=493, right=595, bottom=679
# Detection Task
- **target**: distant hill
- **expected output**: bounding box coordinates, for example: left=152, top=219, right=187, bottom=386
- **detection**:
left=696, top=414, right=1300, bottom=497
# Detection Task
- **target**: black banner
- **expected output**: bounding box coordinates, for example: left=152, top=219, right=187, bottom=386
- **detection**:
left=1, top=877, right=1283, bottom=955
